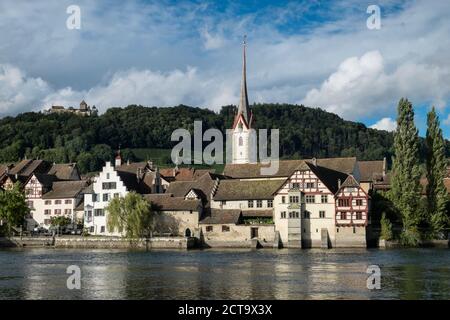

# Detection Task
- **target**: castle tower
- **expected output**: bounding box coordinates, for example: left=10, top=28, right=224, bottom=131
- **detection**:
left=231, top=36, right=254, bottom=164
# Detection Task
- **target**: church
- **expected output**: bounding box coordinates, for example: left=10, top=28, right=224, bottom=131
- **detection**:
left=191, top=39, right=376, bottom=248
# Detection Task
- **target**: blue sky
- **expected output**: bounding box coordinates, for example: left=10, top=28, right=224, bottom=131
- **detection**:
left=0, top=0, right=449, bottom=138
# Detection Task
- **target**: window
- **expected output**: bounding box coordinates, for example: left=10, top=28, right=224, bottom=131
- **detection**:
left=102, top=182, right=117, bottom=190
left=27, top=201, right=34, bottom=208
left=305, top=195, right=315, bottom=203
left=106, top=173, right=110, bottom=179
left=103, top=193, right=109, bottom=202
left=100, top=226, right=105, bottom=233
left=338, top=199, right=350, bottom=207
left=44, top=209, right=51, bottom=215
left=303, top=211, right=310, bottom=219
left=353, top=227, right=356, bottom=233
left=319, top=211, right=326, bottom=218
left=44, top=200, right=52, bottom=205
left=291, top=182, right=300, bottom=189
left=341, top=212, right=347, bottom=220
left=94, top=209, right=104, bottom=216
left=306, top=182, right=315, bottom=189
left=337, top=228, right=339, bottom=233
left=256, top=200, right=262, bottom=208
left=355, top=212, right=363, bottom=220
left=289, top=196, right=299, bottom=203
left=55, top=200, right=62, bottom=205
left=206, top=226, right=213, bottom=232
left=248, top=200, right=254, bottom=208
left=281, top=196, right=286, bottom=203
left=267, top=200, right=273, bottom=208
left=222, top=225, right=230, bottom=232
left=239, top=136, right=243, bottom=146
left=356, top=199, right=363, bottom=206
left=93, top=194, right=98, bottom=202
left=65, top=200, right=72, bottom=205
left=321, top=195, right=328, bottom=203
left=64, top=209, right=72, bottom=215
left=280, top=211, right=286, bottom=219
left=89, top=226, right=94, bottom=233
left=347, top=187, right=356, bottom=193
left=289, top=211, right=299, bottom=219
left=54, top=209, right=61, bottom=215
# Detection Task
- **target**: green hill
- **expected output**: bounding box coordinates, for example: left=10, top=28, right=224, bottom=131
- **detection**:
left=0, top=103, right=447, bottom=173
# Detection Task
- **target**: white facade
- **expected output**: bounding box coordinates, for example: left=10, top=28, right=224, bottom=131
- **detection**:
left=84, top=162, right=128, bottom=236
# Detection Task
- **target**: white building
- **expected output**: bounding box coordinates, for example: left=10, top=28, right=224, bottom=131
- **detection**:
left=83, top=157, right=163, bottom=236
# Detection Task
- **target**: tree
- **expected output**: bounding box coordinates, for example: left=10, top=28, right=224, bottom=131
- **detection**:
left=106, top=192, right=154, bottom=238
left=380, top=212, right=393, bottom=241
left=390, top=98, right=422, bottom=246
left=0, top=183, right=29, bottom=235
left=50, top=216, right=72, bottom=228
left=425, top=107, right=449, bottom=238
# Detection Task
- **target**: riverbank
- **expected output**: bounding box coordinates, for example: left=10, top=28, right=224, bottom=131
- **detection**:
left=0, top=236, right=196, bottom=249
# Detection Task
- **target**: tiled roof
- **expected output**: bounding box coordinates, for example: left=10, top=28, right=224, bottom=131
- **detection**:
left=115, top=163, right=155, bottom=194
left=34, top=173, right=58, bottom=188
left=144, top=194, right=201, bottom=211
left=160, top=167, right=214, bottom=182
left=213, top=179, right=286, bottom=201
left=358, top=160, right=385, bottom=182
left=42, top=180, right=87, bottom=199
left=307, top=163, right=349, bottom=194
left=340, top=175, right=360, bottom=188
left=166, top=172, right=218, bottom=206
left=9, top=160, right=51, bottom=177
left=199, top=209, right=242, bottom=224
left=241, top=209, right=273, bottom=218
left=74, top=201, right=84, bottom=211
left=47, top=163, right=79, bottom=180
left=223, top=157, right=356, bottom=178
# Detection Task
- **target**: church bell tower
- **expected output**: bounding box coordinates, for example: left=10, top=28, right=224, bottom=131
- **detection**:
left=232, top=36, right=254, bottom=164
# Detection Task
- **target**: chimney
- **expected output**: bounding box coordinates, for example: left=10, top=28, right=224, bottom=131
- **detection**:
left=312, top=157, right=317, bottom=166
left=148, top=161, right=154, bottom=170
left=382, top=157, right=387, bottom=177
left=338, top=179, right=341, bottom=189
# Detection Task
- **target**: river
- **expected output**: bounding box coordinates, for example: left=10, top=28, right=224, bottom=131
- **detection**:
left=0, top=248, right=448, bottom=300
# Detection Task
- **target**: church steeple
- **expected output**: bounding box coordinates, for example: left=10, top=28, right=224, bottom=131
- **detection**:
left=233, top=35, right=252, bottom=129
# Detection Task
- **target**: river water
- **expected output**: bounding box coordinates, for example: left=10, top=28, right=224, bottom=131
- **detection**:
left=0, top=248, right=448, bottom=300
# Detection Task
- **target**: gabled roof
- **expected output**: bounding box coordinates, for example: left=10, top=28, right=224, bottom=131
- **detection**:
left=47, top=163, right=79, bottom=180
left=42, top=181, right=87, bottom=199
left=200, top=209, right=242, bottom=225
left=9, top=159, right=51, bottom=177
left=33, top=173, right=58, bottom=188
left=358, top=160, right=385, bottom=182
left=166, top=172, right=218, bottom=206
left=144, top=194, right=201, bottom=211
left=307, top=163, right=349, bottom=194
left=159, top=167, right=214, bottom=182
left=340, top=175, right=359, bottom=188
left=213, top=179, right=285, bottom=201
left=223, top=157, right=357, bottom=179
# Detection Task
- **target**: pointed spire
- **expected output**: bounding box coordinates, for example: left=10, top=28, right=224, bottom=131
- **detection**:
left=237, top=35, right=251, bottom=126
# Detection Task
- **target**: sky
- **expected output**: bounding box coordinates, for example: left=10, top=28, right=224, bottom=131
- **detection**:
left=0, top=0, right=449, bottom=138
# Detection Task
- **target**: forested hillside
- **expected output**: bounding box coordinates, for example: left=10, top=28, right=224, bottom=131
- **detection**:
left=1, top=103, right=447, bottom=173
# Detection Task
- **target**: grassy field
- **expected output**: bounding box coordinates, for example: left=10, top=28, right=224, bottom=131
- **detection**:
left=130, top=148, right=225, bottom=173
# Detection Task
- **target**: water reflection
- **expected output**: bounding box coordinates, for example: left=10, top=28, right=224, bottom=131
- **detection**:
left=0, top=248, right=448, bottom=300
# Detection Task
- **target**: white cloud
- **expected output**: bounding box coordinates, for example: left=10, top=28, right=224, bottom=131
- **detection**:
left=370, top=117, right=397, bottom=132
left=0, top=64, right=51, bottom=115
left=443, top=114, right=450, bottom=126
left=301, top=50, right=450, bottom=120
left=0, top=65, right=240, bottom=116
left=200, top=28, right=226, bottom=50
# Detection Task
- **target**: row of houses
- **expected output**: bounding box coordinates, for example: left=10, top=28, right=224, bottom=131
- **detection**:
left=0, top=155, right=391, bottom=248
